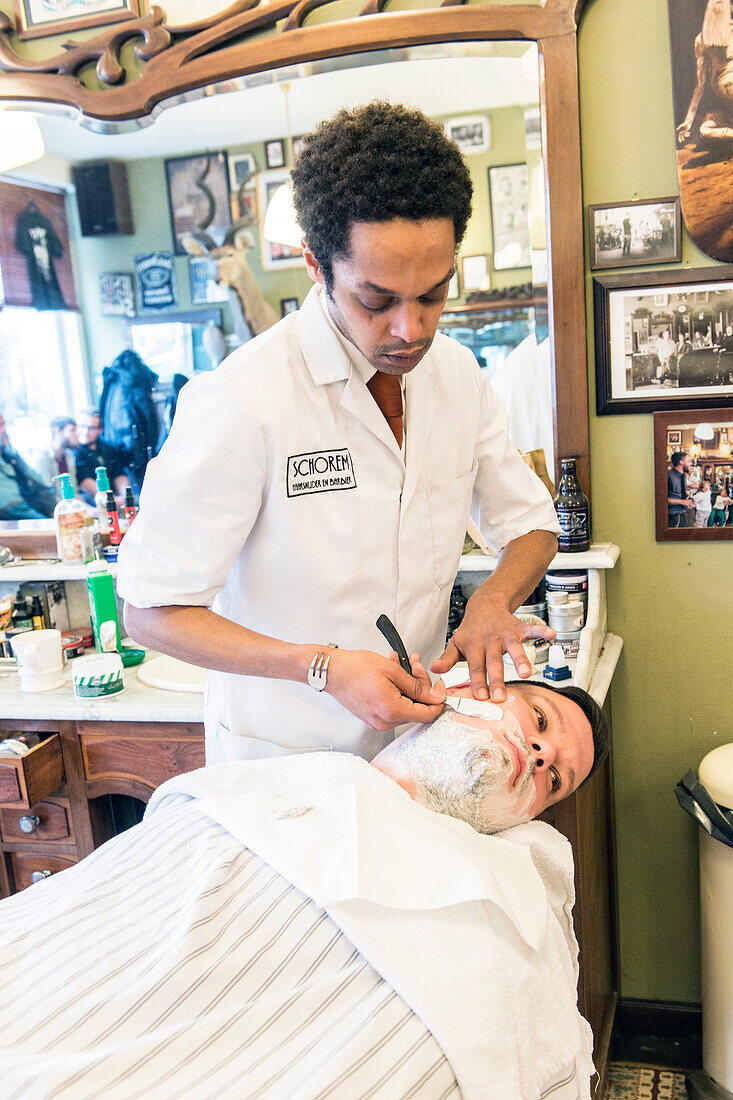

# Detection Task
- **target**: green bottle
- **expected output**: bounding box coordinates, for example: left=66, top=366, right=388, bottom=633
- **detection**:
left=86, top=560, right=122, bottom=652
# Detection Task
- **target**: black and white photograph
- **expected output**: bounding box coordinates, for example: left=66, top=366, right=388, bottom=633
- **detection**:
left=588, top=196, right=681, bottom=271
left=488, top=163, right=531, bottom=270
left=444, top=115, right=491, bottom=154
left=280, top=297, right=298, bottom=316
left=668, top=0, right=733, bottom=263
left=265, top=139, right=286, bottom=169
left=594, top=267, right=733, bottom=414
left=654, top=407, right=733, bottom=541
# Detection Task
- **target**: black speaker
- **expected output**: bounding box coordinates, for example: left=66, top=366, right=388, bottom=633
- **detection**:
left=72, top=161, right=133, bottom=237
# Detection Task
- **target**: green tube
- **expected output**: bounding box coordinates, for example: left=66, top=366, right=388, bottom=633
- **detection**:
left=86, top=561, right=122, bottom=652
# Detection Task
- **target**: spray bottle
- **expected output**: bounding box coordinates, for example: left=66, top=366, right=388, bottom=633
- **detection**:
left=94, top=466, right=111, bottom=532
left=53, top=474, right=85, bottom=563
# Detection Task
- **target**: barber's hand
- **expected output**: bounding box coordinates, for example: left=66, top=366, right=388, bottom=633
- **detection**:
left=431, top=591, right=555, bottom=704
left=325, top=648, right=446, bottom=731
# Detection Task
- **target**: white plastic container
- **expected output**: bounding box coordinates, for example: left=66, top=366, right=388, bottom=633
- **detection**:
left=698, top=743, right=733, bottom=1094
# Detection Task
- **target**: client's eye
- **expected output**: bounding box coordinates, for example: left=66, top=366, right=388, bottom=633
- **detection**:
left=534, top=705, right=547, bottom=731
left=550, top=768, right=561, bottom=793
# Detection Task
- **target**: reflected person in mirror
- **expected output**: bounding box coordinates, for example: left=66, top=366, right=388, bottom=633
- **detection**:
left=119, top=101, right=560, bottom=765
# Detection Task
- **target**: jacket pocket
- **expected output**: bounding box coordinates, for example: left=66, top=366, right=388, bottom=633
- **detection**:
left=427, top=461, right=478, bottom=590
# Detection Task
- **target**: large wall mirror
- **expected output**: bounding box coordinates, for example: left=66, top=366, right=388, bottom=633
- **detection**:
left=0, top=0, right=588, bottom=499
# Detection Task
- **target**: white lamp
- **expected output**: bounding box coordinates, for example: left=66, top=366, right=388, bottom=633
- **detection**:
left=0, top=111, right=45, bottom=173
left=694, top=423, right=715, bottom=441
left=263, top=181, right=303, bottom=249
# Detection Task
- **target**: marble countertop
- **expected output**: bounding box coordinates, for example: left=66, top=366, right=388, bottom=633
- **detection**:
left=0, top=652, right=204, bottom=724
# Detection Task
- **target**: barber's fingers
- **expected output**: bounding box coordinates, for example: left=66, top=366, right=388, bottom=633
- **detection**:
left=477, top=636, right=508, bottom=703
left=431, top=637, right=460, bottom=674
left=519, top=620, right=556, bottom=641
left=392, top=664, right=446, bottom=704
left=387, top=651, right=442, bottom=693
left=504, top=636, right=533, bottom=679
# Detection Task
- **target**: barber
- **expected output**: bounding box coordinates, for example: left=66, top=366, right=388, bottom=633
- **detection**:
left=118, top=102, right=559, bottom=764
left=667, top=450, right=696, bottom=528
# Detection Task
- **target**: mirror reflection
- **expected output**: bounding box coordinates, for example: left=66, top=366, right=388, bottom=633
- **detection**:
left=0, top=41, right=551, bottom=520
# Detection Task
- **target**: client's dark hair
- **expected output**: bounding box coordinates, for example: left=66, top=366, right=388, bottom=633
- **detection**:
left=291, top=100, right=473, bottom=291
left=505, top=680, right=609, bottom=785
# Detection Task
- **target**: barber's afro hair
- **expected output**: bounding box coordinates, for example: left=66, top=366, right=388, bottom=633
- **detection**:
left=291, top=100, right=473, bottom=289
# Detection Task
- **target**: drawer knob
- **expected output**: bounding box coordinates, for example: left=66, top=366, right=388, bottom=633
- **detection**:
left=19, top=815, right=40, bottom=834
left=30, top=870, right=52, bottom=884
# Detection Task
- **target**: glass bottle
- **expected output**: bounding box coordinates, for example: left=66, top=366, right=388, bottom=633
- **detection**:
left=553, top=458, right=590, bottom=553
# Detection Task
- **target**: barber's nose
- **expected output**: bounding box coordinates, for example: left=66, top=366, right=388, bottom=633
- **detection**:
left=389, top=304, right=423, bottom=345
left=529, top=735, right=556, bottom=772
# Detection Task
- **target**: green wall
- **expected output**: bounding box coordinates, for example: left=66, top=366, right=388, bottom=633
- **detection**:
left=579, top=0, right=728, bottom=1003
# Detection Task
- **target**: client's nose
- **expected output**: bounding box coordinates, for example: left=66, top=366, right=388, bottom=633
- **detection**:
left=529, top=735, right=556, bottom=772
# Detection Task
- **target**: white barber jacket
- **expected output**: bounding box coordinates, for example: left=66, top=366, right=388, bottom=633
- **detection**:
left=117, top=284, right=559, bottom=762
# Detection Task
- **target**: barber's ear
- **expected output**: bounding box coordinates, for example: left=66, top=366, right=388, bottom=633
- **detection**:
left=301, top=242, right=324, bottom=285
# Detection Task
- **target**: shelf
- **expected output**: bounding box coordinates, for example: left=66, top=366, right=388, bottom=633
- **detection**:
left=458, top=542, right=620, bottom=573
left=0, top=561, right=118, bottom=583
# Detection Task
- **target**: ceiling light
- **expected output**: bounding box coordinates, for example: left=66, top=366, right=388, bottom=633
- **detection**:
left=694, top=422, right=715, bottom=441
left=0, top=111, right=45, bottom=173
left=263, top=182, right=303, bottom=248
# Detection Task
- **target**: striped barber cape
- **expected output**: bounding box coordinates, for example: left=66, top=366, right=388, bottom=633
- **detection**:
left=0, top=754, right=593, bottom=1099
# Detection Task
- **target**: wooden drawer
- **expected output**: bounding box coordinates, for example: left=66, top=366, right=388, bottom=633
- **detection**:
left=81, top=735, right=205, bottom=799
left=9, top=851, right=76, bottom=892
left=0, top=798, right=72, bottom=845
left=0, top=736, right=65, bottom=809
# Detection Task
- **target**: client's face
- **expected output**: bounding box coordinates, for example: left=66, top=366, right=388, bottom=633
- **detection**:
left=372, top=682, right=594, bottom=833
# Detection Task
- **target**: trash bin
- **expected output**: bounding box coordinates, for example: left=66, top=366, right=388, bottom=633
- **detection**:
left=677, top=746, right=733, bottom=1100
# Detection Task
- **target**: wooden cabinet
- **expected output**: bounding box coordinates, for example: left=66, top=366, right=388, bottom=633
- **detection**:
left=0, top=718, right=205, bottom=896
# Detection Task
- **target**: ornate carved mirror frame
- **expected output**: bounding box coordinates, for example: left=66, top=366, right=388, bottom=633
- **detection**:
left=0, top=0, right=590, bottom=489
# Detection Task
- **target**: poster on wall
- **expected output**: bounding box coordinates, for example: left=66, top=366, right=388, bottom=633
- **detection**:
left=165, top=152, right=232, bottom=256
left=0, top=181, right=77, bottom=311
left=488, top=163, right=531, bottom=271
left=135, top=252, right=177, bottom=311
left=13, top=0, right=140, bottom=40
left=668, top=0, right=733, bottom=262
left=99, top=272, right=135, bottom=317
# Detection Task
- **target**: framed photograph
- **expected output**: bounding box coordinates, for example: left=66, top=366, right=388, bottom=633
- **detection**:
left=447, top=272, right=460, bottom=301
left=99, top=272, right=134, bottom=317
left=0, top=180, right=77, bottom=310
left=292, top=136, right=306, bottom=162
left=188, top=257, right=228, bottom=305
left=594, top=266, right=733, bottom=415
left=280, top=297, right=298, bottom=316
left=488, top=163, right=531, bottom=270
left=444, top=115, right=491, bottom=155
left=165, top=152, right=232, bottom=256
left=461, top=254, right=491, bottom=292
left=228, top=153, right=257, bottom=224
left=654, top=408, right=733, bottom=541
left=256, top=169, right=304, bottom=271
left=588, top=196, right=682, bottom=271
left=265, top=139, right=286, bottom=169
left=524, top=106, right=541, bottom=151
left=13, top=0, right=139, bottom=40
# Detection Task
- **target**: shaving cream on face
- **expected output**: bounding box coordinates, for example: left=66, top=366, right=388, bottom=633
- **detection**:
left=395, top=707, right=538, bottom=833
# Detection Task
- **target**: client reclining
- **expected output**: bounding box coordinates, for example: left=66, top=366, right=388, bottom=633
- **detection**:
left=0, top=679, right=607, bottom=1100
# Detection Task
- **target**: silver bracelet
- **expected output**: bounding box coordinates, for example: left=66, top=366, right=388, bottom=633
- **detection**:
left=307, top=651, right=331, bottom=691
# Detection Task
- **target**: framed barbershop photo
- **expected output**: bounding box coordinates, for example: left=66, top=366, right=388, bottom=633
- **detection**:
left=588, top=196, right=681, bottom=271
left=228, top=152, right=257, bottom=224
left=444, top=115, right=491, bottom=155
left=13, top=0, right=140, bottom=39
left=488, top=163, right=531, bottom=270
left=264, top=139, right=286, bottom=169
left=594, top=266, right=733, bottom=415
left=653, top=408, right=733, bottom=542
left=165, top=152, right=232, bottom=256
left=280, top=297, right=298, bottom=316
